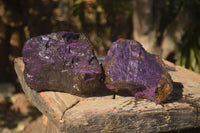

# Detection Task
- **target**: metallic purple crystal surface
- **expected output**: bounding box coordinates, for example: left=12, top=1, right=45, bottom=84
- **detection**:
left=23, top=31, right=102, bottom=95
left=103, top=39, right=173, bottom=103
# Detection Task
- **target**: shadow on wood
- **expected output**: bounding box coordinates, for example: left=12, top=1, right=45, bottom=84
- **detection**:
left=165, top=82, right=183, bottom=103
left=14, top=57, right=200, bottom=133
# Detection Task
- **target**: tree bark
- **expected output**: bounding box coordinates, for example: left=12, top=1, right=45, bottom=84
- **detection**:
left=132, top=0, right=165, bottom=55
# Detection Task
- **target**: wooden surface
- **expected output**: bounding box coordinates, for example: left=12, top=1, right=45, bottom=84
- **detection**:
left=14, top=57, right=200, bottom=133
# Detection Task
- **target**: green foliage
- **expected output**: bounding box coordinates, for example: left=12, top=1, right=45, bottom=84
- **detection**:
left=71, top=0, right=200, bottom=73
left=175, top=0, right=200, bottom=73
left=71, top=0, right=132, bottom=34
left=176, top=33, right=200, bottom=73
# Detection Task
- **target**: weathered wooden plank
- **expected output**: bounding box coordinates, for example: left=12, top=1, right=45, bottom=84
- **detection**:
left=14, top=57, right=80, bottom=128
left=14, top=57, right=200, bottom=133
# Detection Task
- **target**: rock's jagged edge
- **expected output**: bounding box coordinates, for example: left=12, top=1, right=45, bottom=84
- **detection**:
left=23, top=32, right=173, bottom=103
left=102, top=39, right=173, bottom=103
left=22, top=31, right=102, bottom=95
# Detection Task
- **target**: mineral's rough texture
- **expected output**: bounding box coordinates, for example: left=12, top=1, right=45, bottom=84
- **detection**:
left=103, top=39, right=173, bottom=103
left=23, top=31, right=102, bottom=95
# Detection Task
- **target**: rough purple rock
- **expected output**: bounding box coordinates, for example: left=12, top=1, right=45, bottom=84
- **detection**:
left=103, top=39, right=173, bottom=103
left=23, top=31, right=102, bottom=95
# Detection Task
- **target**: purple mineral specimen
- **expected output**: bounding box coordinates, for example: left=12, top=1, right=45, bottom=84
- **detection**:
left=23, top=31, right=102, bottom=95
left=103, top=39, right=173, bottom=103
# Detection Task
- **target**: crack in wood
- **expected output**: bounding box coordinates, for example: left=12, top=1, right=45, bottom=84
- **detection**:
left=59, top=100, right=80, bottom=133
left=196, top=107, right=199, bottom=125
left=59, top=100, right=80, bottom=122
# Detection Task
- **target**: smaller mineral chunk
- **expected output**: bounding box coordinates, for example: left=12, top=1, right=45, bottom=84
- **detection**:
left=23, top=31, right=102, bottom=95
left=103, top=39, right=173, bottom=103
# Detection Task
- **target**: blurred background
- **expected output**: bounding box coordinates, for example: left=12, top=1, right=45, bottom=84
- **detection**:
left=0, top=0, right=200, bottom=132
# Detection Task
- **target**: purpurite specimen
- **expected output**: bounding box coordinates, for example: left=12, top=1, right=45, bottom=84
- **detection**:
left=103, top=39, right=173, bottom=103
left=23, top=31, right=102, bottom=95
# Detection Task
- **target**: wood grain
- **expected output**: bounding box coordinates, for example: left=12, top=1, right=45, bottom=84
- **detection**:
left=14, top=57, right=200, bottom=133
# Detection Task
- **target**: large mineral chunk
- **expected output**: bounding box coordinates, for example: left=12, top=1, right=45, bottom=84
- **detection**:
left=23, top=31, right=102, bottom=95
left=103, top=39, right=173, bottom=103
